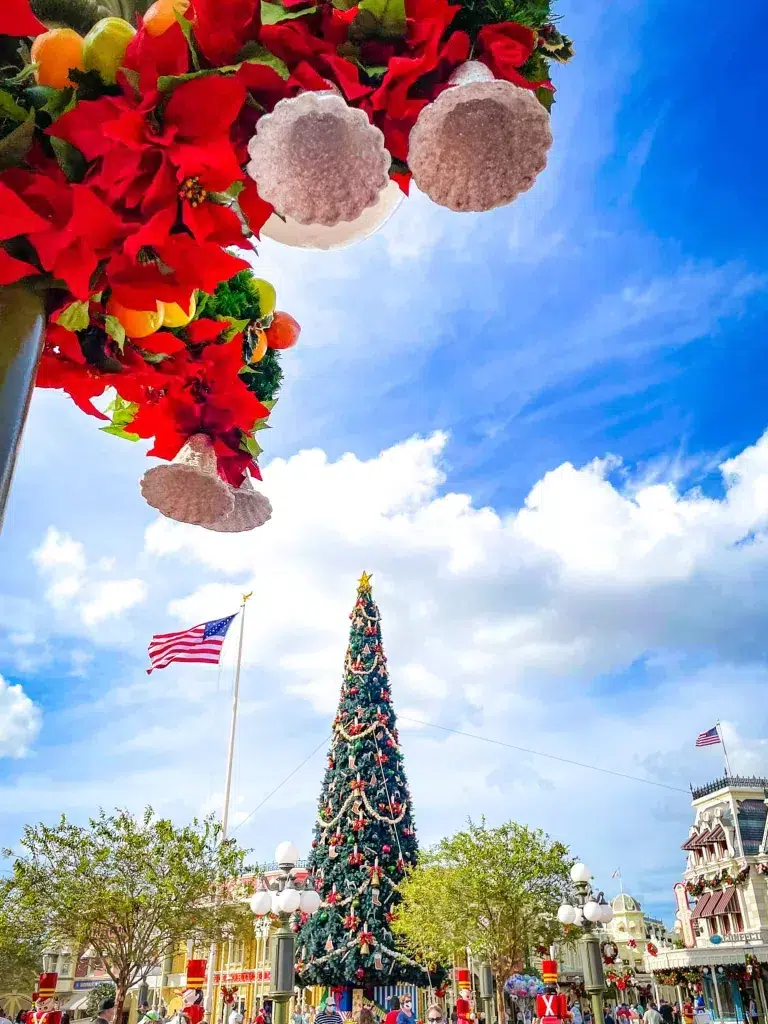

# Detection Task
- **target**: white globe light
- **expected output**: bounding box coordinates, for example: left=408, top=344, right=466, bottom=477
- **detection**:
left=275, top=841, right=300, bottom=867
left=600, top=904, right=614, bottom=924
left=277, top=887, right=301, bottom=914
left=300, top=889, right=322, bottom=915
left=583, top=901, right=601, bottom=923
left=261, top=180, right=403, bottom=251
left=271, top=892, right=282, bottom=913
left=557, top=905, right=577, bottom=925
left=249, top=891, right=272, bottom=916
left=570, top=863, right=591, bottom=884
left=573, top=907, right=584, bottom=926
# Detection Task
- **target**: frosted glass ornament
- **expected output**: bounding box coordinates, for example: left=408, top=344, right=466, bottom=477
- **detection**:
left=247, top=91, right=391, bottom=227
left=408, top=61, right=552, bottom=212
left=140, top=433, right=233, bottom=527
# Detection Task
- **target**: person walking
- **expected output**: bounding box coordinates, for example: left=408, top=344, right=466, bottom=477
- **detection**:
left=95, top=999, right=116, bottom=1024
left=659, top=1004, right=674, bottom=1024
left=426, top=1005, right=444, bottom=1024
left=313, top=999, right=343, bottom=1024
left=643, top=1007, right=663, bottom=1024
left=385, top=1000, right=401, bottom=1024
left=747, top=997, right=758, bottom=1024
left=228, top=1006, right=244, bottom=1024
left=605, top=1007, right=615, bottom=1024
left=396, top=996, right=415, bottom=1024
left=0, top=1007, right=12, bottom=1024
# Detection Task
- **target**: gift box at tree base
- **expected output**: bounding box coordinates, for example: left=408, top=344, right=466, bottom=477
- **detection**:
left=0, top=0, right=572, bottom=527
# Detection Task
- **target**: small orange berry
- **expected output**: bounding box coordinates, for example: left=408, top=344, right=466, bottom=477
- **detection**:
left=31, top=28, right=85, bottom=89
left=249, top=328, right=268, bottom=363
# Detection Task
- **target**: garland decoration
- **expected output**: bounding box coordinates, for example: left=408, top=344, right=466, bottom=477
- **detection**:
left=685, top=865, right=750, bottom=897
left=646, top=942, right=657, bottom=957
left=605, top=970, right=633, bottom=991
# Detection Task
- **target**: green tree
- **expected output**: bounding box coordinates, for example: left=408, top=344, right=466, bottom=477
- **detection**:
left=7, top=808, right=252, bottom=1024
left=298, top=574, right=443, bottom=988
left=0, top=879, right=44, bottom=993
left=393, top=819, right=574, bottom=1019
left=85, top=983, right=116, bottom=1018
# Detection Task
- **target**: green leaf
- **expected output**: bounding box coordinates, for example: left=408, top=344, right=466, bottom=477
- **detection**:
left=0, top=112, right=35, bottom=171
left=261, top=398, right=277, bottom=412
left=354, top=0, right=405, bottom=38
left=55, top=300, right=90, bottom=332
left=0, top=89, right=28, bottom=122
left=261, top=0, right=317, bottom=23
left=2, top=63, right=37, bottom=87
left=535, top=86, right=554, bottom=112
left=141, top=350, right=172, bottom=364
left=157, top=44, right=289, bottom=90
left=240, top=433, right=263, bottom=459
left=174, top=10, right=201, bottom=71
left=104, top=315, right=127, bottom=352
left=101, top=423, right=140, bottom=441
left=50, top=136, right=87, bottom=182
left=219, top=316, right=250, bottom=342
left=252, top=418, right=271, bottom=432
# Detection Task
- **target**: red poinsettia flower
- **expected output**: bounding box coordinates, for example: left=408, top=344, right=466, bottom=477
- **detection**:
left=1, top=0, right=46, bottom=35
left=108, top=230, right=250, bottom=309
left=475, top=22, right=544, bottom=89
left=122, top=20, right=190, bottom=91
left=2, top=169, right=127, bottom=298
left=51, top=76, right=246, bottom=217
left=189, top=0, right=261, bottom=66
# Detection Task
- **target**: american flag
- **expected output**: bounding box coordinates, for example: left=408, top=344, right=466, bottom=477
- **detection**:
left=146, top=614, right=237, bottom=674
left=696, top=726, right=721, bottom=747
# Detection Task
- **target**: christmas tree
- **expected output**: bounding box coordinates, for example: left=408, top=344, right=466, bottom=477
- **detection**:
left=297, top=573, right=438, bottom=989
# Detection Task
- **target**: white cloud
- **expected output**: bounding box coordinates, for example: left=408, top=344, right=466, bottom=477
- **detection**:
left=9, top=430, right=768, bottom=922
left=31, top=526, right=148, bottom=629
left=0, top=674, right=41, bottom=758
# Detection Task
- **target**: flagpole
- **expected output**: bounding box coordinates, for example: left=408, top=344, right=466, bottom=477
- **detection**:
left=205, top=592, right=253, bottom=1019
left=716, top=721, right=732, bottom=776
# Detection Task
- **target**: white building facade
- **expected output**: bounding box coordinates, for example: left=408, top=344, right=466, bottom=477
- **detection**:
left=644, top=775, right=768, bottom=1023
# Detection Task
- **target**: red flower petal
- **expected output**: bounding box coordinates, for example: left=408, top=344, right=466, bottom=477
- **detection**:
left=164, top=76, right=247, bottom=141
left=1, top=0, right=46, bottom=36
left=123, top=20, right=190, bottom=91
left=238, top=178, right=272, bottom=238
left=0, top=247, right=38, bottom=285
left=0, top=181, right=52, bottom=241
left=476, top=21, right=536, bottom=81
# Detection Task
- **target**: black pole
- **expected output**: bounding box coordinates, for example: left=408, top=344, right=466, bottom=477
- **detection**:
left=0, top=285, right=46, bottom=531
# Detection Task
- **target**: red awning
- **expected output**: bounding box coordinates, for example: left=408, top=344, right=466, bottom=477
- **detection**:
left=690, top=892, right=717, bottom=920
left=691, top=828, right=714, bottom=847
left=709, top=888, right=740, bottom=917
left=681, top=834, right=700, bottom=851
left=708, top=824, right=726, bottom=842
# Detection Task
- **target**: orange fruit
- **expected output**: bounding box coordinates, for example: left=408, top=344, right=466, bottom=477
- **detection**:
left=249, top=328, right=268, bottom=363
left=265, top=311, right=300, bottom=350
left=143, top=0, right=190, bottom=38
left=31, top=28, right=85, bottom=88
left=106, top=296, right=165, bottom=339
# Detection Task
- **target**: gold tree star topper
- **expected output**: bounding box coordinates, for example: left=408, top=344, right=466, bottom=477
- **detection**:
left=357, top=571, right=373, bottom=593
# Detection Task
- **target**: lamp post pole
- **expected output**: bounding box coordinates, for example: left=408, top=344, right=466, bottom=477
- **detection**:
left=558, top=864, right=613, bottom=1024
left=250, top=843, right=321, bottom=1024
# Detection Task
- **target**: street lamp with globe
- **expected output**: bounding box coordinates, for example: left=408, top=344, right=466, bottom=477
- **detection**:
left=558, top=864, right=614, bottom=1024
left=250, top=842, right=322, bottom=1024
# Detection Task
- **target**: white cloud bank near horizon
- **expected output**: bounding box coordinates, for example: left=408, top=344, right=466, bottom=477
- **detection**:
left=4, top=427, right=768, bottom=918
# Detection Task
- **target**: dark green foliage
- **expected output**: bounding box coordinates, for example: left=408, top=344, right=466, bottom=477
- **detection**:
left=452, top=0, right=553, bottom=36
left=298, top=579, right=445, bottom=989
left=197, top=271, right=283, bottom=404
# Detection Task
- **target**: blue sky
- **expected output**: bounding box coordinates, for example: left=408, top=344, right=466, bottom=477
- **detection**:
left=1, top=0, right=767, bottom=927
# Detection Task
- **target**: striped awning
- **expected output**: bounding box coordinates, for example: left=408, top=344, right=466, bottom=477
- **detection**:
left=709, top=887, right=740, bottom=917
left=708, top=824, right=726, bottom=842
left=691, top=828, right=714, bottom=847
left=690, top=891, right=717, bottom=920
left=681, top=834, right=700, bottom=851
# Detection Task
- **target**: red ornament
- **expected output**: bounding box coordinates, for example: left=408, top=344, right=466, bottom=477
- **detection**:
left=356, top=968, right=365, bottom=979
left=382, top=844, right=391, bottom=853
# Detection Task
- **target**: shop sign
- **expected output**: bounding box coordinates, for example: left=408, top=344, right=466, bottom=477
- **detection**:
left=73, top=980, right=104, bottom=990
left=214, top=970, right=271, bottom=985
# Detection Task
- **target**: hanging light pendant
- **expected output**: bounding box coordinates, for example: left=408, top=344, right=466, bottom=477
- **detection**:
left=246, top=91, right=391, bottom=227
left=207, top=474, right=272, bottom=533
left=140, top=433, right=234, bottom=527
left=408, top=61, right=553, bottom=212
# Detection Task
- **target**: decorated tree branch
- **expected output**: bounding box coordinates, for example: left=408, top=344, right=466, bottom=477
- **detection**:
left=297, top=573, right=444, bottom=988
